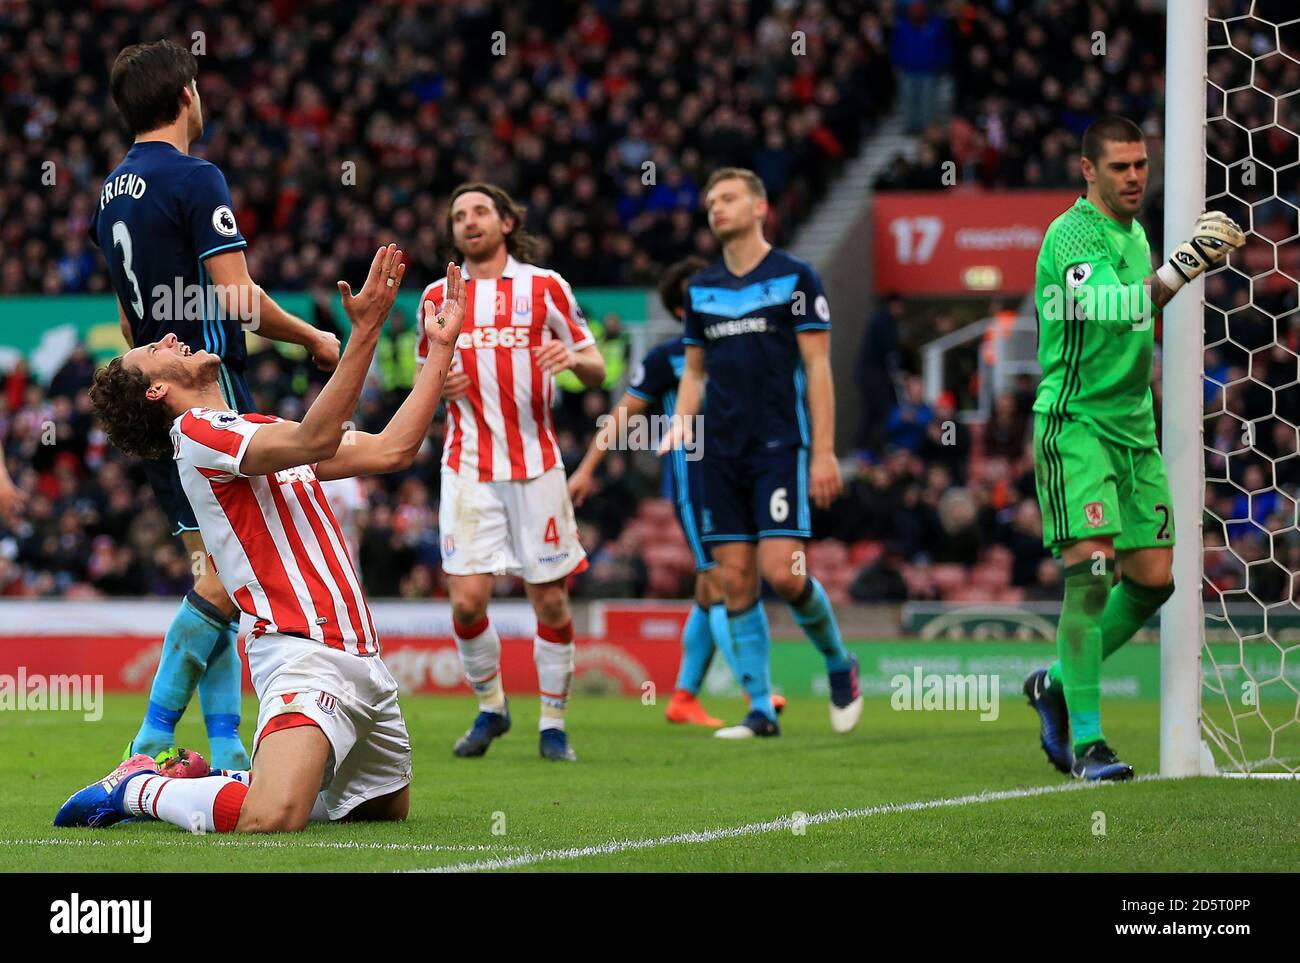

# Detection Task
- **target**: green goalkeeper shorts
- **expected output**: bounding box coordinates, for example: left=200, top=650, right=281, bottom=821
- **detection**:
left=1032, top=413, right=1176, bottom=555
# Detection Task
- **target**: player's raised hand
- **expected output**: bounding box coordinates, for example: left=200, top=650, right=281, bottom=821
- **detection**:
left=809, top=449, right=843, bottom=509
left=425, top=261, right=465, bottom=352
left=1161, top=211, right=1245, bottom=290
left=338, top=244, right=406, bottom=336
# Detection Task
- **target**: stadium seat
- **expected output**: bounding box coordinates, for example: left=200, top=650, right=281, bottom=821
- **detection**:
left=849, top=540, right=883, bottom=567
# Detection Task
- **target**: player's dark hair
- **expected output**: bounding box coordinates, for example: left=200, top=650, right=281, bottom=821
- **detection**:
left=89, top=358, right=174, bottom=461
left=1081, top=115, right=1144, bottom=163
left=658, top=256, right=708, bottom=319
left=109, top=40, right=199, bottom=136
left=446, top=182, right=542, bottom=263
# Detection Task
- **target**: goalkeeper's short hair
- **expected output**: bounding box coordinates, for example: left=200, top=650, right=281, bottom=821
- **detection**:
left=1082, top=115, right=1145, bottom=162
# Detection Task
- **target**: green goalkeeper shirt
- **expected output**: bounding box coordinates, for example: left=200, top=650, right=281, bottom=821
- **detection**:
left=1033, top=196, right=1157, bottom=448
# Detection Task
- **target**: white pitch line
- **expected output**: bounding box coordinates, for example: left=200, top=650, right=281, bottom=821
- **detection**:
left=1, top=837, right=518, bottom=854
left=1219, top=771, right=1300, bottom=779
left=411, top=776, right=1164, bottom=873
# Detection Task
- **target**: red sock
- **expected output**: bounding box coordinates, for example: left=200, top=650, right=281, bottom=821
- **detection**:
left=212, top=781, right=249, bottom=833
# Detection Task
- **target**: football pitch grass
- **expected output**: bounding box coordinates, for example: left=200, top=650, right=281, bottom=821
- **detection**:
left=2, top=691, right=1296, bottom=873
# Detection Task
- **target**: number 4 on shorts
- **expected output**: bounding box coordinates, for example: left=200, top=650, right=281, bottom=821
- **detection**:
left=544, top=516, right=560, bottom=547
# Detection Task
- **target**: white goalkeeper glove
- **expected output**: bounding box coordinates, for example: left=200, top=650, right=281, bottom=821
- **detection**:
left=1157, top=211, right=1245, bottom=292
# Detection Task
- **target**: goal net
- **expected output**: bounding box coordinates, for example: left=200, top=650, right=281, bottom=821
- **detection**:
left=1180, top=0, right=1300, bottom=775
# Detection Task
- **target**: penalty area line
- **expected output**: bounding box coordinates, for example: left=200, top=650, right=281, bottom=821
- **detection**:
left=411, top=776, right=1163, bottom=873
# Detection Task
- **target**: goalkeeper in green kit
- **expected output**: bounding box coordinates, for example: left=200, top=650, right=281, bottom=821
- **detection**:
left=1024, top=116, right=1244, bottom=781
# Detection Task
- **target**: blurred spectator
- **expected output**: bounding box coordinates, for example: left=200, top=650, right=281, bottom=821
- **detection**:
left=886, top=375, right=933, bottom=453
left=983, top=392, right=1029, bottom=460
left=1025, top=557, right=1062, bottom=602
left=849, top=539, right=909, bottom=601
left=934, top=487, right=981, bottom=566
left=376, top=310, right=419, bottom=400
left=917, top=392, right=970, bottom=485
left=1003, top=498, right=1049, bottom=587
left=891, top=0, right=950, bottom=134
left=855, top=293, right=902, bottom=454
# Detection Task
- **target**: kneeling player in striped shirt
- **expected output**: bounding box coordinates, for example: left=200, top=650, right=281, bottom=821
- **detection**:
left=55, top=246, right=464, bottom=833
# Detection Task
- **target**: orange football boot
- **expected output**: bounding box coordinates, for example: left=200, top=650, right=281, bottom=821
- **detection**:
left=665, top=689, right=724, bottom=727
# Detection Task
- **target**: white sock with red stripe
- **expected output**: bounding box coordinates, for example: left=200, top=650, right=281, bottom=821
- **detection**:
left=125, top=773, right=249, bottom=833
left=534, top=621, right=574, bottom=731
left=454, top=615, right=505, bottom=712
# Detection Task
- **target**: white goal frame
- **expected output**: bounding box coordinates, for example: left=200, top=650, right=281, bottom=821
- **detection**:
left=1163, top=0, right=1300, bottom=779
left=1160, top=0, right=1209, bottom=778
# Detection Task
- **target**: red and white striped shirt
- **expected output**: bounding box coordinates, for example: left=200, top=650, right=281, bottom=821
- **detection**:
left=171, top=408, right=379, bottom=655
left=415, top=256, right=594, bottom=481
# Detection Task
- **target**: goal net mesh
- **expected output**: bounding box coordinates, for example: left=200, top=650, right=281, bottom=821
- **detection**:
left=1201, top=0, right=1300, bottom=773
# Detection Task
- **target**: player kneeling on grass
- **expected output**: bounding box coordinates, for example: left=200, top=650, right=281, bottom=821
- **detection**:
left=55, top=247, right=466, bottom=832
left=1025, top=116, right=1244, bottom=781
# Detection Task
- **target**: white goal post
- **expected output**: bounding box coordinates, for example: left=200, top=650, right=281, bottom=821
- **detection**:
left=1164, top=0, right=1300, bottom=777
left=1160, top=0, right=1209, bottom=777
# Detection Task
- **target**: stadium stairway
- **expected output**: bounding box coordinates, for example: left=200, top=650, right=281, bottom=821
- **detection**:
left=786, top=79, right=954, bottom=452
left=788, top=76, right=954, bottom=266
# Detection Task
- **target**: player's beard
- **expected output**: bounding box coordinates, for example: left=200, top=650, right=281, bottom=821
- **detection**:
left=457, top=226, right=504, bottom=262
left=171, top=354, right=220, bottom=390
left=714, top=221, right=754, bottom=246
left=1107, top=181, right=1143, bottom=217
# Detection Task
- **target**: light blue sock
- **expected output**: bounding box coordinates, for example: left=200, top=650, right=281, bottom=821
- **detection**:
left=199, top=618, right=251, bottom=770
left=789, top=576, right=852, bottom=673
left=674, top=603, right=716, bottom=695
left=728, top=602, right=775, bottom=721
left=131, top=592, right=224, bottom=757
left=707, top=602, right=744, bottom=686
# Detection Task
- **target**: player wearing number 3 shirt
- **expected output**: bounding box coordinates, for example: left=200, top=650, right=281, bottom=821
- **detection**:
left=87, top=40, right=341, bottom=776
left=415, top=183, right=606, bottom=762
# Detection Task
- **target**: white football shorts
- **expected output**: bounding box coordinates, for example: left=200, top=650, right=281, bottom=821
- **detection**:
left=248, top=632, right=411, bottom=821
left=438, top=466, right=587, bottom=583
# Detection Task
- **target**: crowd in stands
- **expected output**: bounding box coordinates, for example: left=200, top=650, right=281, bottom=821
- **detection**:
left=2, top=0, right=889, bottom=296
left=874, top=0, right=1167, bottom=239
left=0, top=323, right=1174, bottom=608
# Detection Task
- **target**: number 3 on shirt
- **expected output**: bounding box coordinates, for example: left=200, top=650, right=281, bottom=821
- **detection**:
left=112, top=220, right=145, bottom=320
left=544, top=516, right=560, bottom=547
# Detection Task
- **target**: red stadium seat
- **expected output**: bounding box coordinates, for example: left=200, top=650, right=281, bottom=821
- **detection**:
left=849, top=540, right=883, bottom=567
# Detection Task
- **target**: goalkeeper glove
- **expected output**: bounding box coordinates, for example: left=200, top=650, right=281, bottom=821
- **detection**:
left=1157, top=211, right=1245, bottom=292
